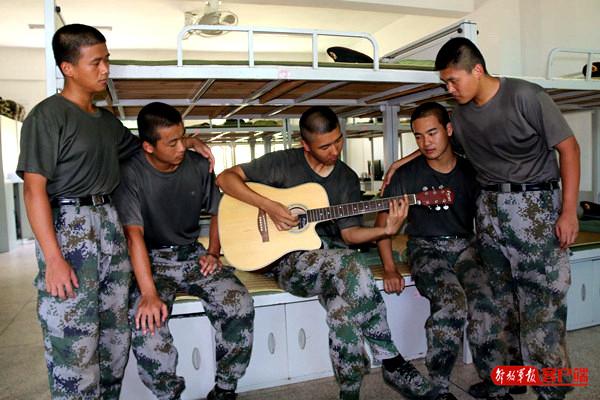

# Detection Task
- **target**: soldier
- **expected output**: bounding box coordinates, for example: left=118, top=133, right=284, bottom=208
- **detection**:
left=385, top=38, right=580, bottom=400
left=16, top=24, right=212, bottom=399
left=113, top=102, right=253, bottom=400
left=376, top=102, right=479, bottom=400
left=217, top=106, right=446, bottom=400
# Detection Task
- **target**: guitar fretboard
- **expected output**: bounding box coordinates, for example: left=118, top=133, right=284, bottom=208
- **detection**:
left=306, top=194, right=418, bottom=223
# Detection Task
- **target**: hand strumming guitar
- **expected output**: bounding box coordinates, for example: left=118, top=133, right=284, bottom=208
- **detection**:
left=263, top=199, right=299, bottom=231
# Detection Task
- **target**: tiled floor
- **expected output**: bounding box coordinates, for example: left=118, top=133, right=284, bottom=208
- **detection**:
left=1, top=242, right=598, bottom=400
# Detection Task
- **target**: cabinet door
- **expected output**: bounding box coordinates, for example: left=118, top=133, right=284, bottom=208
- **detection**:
left=169, top=316, right=217, bottom=400
left=238, top=305, right=289, bottom=391
left=286, top=300, right=333, bottom=380
left=381, top=286, right=430, bottom=360
left=120, top=348, right=155, bottom=400
left=593, top=259, right=600, bottom=324
left=120, top=315, right=216, bottom=400
left=566, top=259, right=595, bottom=330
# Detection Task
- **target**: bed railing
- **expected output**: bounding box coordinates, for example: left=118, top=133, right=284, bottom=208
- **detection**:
left=176, top=25, right=380, bottom=70
left=380, top=20, right=478, bottom=63
left=546, top=48, right=600, bottom=80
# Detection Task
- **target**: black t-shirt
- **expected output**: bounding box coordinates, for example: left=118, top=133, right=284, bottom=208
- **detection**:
left=240, top=148, right=362, bottom=241
left=113, top=150, right=221, bottom=248
left=383, top=155, right=479, bottom=237
left=17, top=95, right=139, bottom=198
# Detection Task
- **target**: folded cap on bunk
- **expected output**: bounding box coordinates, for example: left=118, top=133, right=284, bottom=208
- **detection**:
left=327, top=46, right=373, bottom=63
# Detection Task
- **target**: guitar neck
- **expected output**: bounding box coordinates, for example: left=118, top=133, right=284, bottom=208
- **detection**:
left=306, top=194, right=418, bottom=223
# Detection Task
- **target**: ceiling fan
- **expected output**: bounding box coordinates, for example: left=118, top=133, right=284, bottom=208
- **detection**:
left=183, top=0, right=239, bottom=39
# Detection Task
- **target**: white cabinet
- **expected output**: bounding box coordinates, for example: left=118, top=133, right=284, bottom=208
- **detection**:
left=171, top=316, right=217, bottom=399
left=122, top=279, right=433, bottom=396
left=594, top=260, right=600, bottom=324
left=120, top=315, right=216, bottom=400
left=382, top=286, right=429, bottom=361
left=567, top=258, right=596, bottom=330
left=566, top=248, right=600, bottom=331
left=285, top=300, right=332, bottom=380
left=238, top=305, right=289, bottom=391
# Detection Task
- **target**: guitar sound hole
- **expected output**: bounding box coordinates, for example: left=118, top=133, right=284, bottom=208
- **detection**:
left=289, top=206, right=308, bottom=232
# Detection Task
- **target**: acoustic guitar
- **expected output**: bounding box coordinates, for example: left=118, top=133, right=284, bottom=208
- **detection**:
left=218, top=182, right=454, bottom=271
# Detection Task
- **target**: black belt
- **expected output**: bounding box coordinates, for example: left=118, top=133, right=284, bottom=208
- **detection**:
left=482, top=181, right=559, bottom=193
left=152, top=242, right=199, bottom=253
left=412, top=234, right=472, bottom=240
left=50, top=194, right=111, bottom=208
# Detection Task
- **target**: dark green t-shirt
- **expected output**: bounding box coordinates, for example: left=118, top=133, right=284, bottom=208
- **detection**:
left=240, top=148, right=362, bottom=242
left=383, top=155, right=479, bottom=237
left=16, top=95, right=139, bottom=199
left=113, top=150, right=221, bottom=248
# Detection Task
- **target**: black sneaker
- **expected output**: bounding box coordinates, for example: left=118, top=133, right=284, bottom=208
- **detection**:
left=381, top=359, right=438, bottom=400
left=435, top=393, right=458, bottom=400
left=206, top=386, right=237, bottom=400
left=509, top=386, right=527, bottom=395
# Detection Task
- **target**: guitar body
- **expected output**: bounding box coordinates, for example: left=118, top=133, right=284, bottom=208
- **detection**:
left=218, top=182, right=330, bottom=271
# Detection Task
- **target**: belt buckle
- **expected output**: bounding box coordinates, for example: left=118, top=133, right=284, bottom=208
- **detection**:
left=91, top=195, right=103, bottom=206
left=500, top=183, right=512, bottom=193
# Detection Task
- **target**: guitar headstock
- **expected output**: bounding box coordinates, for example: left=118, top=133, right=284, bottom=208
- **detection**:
left=415, top=186, right=455, bottom=210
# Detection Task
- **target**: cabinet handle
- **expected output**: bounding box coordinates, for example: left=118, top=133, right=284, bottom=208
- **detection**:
left=298, top=328, right=306, bottom=350
left=268, top=332, right=276, bottom=354
left=192, top=347, right=201, bottom=370
left=581, top=284, right=586, bottom=302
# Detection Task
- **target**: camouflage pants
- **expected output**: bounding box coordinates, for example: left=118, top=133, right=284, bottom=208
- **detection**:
left=407, top=237, right=476, bottom=392
left=274, top=249, right=399, bottom=399
left=130, top=244, right=254, bottom=400
left=476, top=190, right=572, bottom=399
left=35, top=204, right=131, bottom=400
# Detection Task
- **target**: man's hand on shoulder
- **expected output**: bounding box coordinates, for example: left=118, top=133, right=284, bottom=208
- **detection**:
left=45, top=255, right=79, bottom=299
left=135, top=292, right=168, bottom=335
left=184, top=136, right=215, bottom=172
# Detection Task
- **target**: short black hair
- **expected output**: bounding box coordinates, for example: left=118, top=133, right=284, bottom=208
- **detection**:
left=137, top=102, right=183, bottom=145
left=52, top=24, right=106, bottom=71
left=299, top=106, right=340, bottom=142
left=435, top=37, right=488, bottom=74
left=410, top=102, right=450, bottom=130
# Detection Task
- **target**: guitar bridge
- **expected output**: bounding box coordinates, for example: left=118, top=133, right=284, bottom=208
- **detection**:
left=257, top=209, right=269, bottom=242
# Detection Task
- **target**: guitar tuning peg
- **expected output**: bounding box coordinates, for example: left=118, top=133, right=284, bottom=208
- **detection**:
left=443, top=205, right=449, bottom=210
left=438, top=185, right=444, bottom=189
left=422, top=186, right=428, bottom=191
left=435, top=205, right=441, bottom=211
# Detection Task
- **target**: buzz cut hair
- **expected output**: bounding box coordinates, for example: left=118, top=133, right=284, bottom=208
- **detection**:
left=435, top=37, right=488, bottom=74
left=299, top=106, right=340, bottom=142
left=137, top=102, right=183, bottom=145
left=410, top=102, right=450, bottom=130
left=52, top=24, right=106, bottom=71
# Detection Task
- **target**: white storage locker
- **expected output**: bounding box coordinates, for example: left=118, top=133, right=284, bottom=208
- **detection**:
left=237, top=305, right=289, bottom=391
left=285, top=300, right=333, bottom=380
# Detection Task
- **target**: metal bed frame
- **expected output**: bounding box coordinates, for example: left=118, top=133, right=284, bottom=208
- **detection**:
left=42, top=0, right=600, bottom=201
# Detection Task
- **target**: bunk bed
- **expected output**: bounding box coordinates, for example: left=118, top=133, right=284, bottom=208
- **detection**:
left=43, top=6, right=600, bottom=176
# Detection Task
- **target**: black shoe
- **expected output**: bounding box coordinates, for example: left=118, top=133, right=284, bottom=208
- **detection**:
left=206, top=386, right=237, bottom=400
left=487, top=395, right=514, bottom=400
left=509, top=386, right=527, bottom=395
left=381, top=358, right=438, bottom=400
left=435, top=393, right=458, bottom=400
left=469, top=381, right=523, bottom=398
